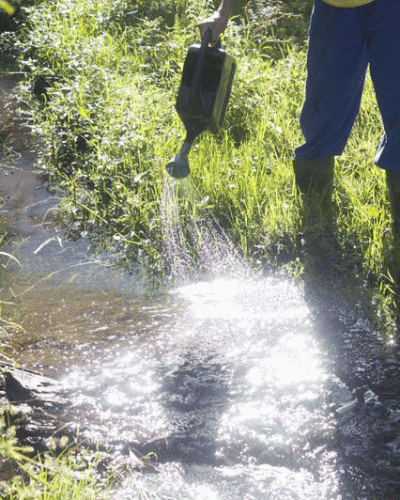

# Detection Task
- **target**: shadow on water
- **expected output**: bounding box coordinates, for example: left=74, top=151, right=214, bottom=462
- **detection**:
left=101, top=277, right=343, bottom=500
left=158, top=351, right=231, bottom=465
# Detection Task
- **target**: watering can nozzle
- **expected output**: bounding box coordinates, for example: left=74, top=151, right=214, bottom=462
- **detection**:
left=166, top=141, right=191, bottom=179
left=166, top=153, right=190, bottom=179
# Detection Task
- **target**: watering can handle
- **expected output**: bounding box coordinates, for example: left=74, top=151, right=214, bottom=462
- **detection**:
left=190, top=30, right=213, bottom=104
left=201, top=28, right=213, bottom=47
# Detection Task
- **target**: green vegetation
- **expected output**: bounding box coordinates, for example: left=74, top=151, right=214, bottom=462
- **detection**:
left=8, top=0, right=315, bottom=269
left=2, top=0, right=397, bottom=327
left=0, top=1, right=16, bottom=16
left=0, top=415, right=113, bottom=499
left=0, top=0, right=399, bottom=495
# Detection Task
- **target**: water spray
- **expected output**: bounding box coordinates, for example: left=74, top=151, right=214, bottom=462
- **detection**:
left=166, top=30, right=236, bottom=179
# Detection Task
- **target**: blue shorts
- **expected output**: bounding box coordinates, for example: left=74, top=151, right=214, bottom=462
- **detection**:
left=294, top=0, right=400, bottom=173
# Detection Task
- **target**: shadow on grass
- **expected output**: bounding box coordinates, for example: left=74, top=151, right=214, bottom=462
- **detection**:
left=380, top=237, right=400, bottom=332
left=297, top=195, right=370, bottom=317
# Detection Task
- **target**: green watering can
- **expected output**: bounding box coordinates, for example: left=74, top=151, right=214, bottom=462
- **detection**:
left=166, top=30, right=236, bottom=179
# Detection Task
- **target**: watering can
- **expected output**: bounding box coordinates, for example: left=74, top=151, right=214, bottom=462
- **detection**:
left=166, top=30, right=236, bottom=179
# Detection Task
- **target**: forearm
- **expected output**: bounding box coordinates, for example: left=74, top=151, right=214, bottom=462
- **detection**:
left=198, top=0, right=238, bottom=44
left=217, top=0, right=237, bottom=19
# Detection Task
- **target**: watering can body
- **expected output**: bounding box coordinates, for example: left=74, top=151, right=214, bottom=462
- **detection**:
left=166, top=31, right=236, bottom=179
left=175, top=41, right=236, bottom=135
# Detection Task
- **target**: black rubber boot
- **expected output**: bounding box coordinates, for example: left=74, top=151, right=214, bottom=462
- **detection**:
left=293, top=156, right=335, bottom=227
left=386, top=169, right=400, bottom=239
left=293, top=156, right=335, bottom=199
left=294, top=156, right=337, bottom=261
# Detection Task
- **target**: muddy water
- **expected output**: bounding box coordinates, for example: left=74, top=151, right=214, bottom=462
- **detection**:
left=2, top=75, right=400, bottom=499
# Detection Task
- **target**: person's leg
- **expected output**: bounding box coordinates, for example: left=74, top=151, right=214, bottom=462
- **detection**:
left=295, top=0, right=369, bottom=160
left=294, top=0, right=369, bottom=196
left=368, top=0, right=400, bottom=235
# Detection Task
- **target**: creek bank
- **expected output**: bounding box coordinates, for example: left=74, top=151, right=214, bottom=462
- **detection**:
left=0, top=361, right=167, bottom=470
left=0, top=361, right=77, bottom=453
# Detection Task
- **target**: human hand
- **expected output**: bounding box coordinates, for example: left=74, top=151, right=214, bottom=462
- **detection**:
left=198, top=10, right=230, bottom=46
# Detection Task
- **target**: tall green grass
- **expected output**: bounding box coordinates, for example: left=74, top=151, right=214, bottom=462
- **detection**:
left=7, top=0, right=399, bottom=330
left=0, top=415, right=113, bottom=499
left=11, top=0, right=307, bottom=266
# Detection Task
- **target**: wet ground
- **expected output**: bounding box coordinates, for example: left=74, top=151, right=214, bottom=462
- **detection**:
left=1, top=70, right=400, bottom=499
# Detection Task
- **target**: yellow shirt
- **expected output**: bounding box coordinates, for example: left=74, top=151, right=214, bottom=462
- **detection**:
left=322, top=0, right=375, bottom=6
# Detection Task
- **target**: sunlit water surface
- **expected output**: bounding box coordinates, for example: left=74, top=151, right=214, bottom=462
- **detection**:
left=59, top=277, right=343, bottom=500
left=5, top=241, right=346, bottom=498
left=4, top=72, right=400, bottom=500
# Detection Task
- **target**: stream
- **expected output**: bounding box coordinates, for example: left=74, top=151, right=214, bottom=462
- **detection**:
left=1, top=73, right=400, bottom=500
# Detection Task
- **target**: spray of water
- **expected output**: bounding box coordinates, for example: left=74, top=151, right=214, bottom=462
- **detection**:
left=161, top=176, right=248, bottom=281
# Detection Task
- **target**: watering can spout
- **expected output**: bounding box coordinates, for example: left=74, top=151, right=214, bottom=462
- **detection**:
left=166, top=141, right=191, bottom=179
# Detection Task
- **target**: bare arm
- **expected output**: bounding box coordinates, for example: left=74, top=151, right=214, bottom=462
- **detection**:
left=198, top=0, right=237, bottom=45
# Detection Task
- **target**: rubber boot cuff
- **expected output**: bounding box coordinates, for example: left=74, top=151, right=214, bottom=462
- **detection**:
left=293, top=157, right=335, bottom=198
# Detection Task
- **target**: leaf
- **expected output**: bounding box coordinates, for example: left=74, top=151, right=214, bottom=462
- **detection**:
left=0, top=1, right=16, bottom=16
left=369, top=207, right=379, bottom=219
left=0, top=251, right=22, bottom=267
left=34, top=236, right=63, bottom=255
left=78, top=107, right=90, bottom=119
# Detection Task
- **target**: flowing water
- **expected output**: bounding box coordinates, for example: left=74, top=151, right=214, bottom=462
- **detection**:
left=2, top=75, right=400, bottom=499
